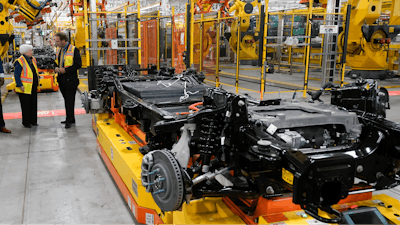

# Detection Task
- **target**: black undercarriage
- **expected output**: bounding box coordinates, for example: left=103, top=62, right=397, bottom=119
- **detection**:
left=83, top=65, right=400, bottom=223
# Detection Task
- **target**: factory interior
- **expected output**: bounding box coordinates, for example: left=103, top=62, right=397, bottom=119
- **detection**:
left=1, top=0, right=400, bottom=223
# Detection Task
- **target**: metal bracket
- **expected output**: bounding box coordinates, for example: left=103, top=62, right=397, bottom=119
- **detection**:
left=88, top=47, right=141, bottom=50
left=89, top=17, right=137, bottom=21
left=87, top=38, right=141, bottom=42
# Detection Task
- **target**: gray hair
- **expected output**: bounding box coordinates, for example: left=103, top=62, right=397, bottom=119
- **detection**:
left=20, top=44, right=33, bottom=54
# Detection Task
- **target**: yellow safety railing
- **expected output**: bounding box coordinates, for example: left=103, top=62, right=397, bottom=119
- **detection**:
left=186, top=0, right=270, bottom=99
left=83, top=1, right=142, bottom=67
left=182, top=0, right=353, bottom=99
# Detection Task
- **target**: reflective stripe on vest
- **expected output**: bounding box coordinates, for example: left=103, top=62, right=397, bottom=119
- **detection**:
left=15, top=56, right=39, bottom=94
left=20, top=77, right=33, bottom=82
left=55, top=45, right=75, bottom=68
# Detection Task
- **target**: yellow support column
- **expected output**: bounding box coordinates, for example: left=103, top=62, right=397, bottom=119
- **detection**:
left=84, top=0, right=90, bottom=67
left=288, top=14, right=294, bottom=74
left=157, top=10, right=160, bottom=70
left=190, top=0, right=194, bottom=68
left=303, top=0, right=313, bottom=98
left=215, top=11, right=221, bottom=87
left=165, top=24, right=167, bottom=66
left=235, top=16, right=241, bottom=94
left=138, top=0, right=142, bottom=66
left=185, top=3, right=188, bottom=69
left=125, top=5, right=128, bottom=65
left=260, top=1, right=269, bottom=100
left=199, top=14, right=204, bottom=71
left=171, top=7, right=175, bottom=68
left=340, top=3, right=351, bottom=87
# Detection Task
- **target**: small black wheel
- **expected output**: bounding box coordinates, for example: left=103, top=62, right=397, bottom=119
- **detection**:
left=82, top=91, right=90, bottom=114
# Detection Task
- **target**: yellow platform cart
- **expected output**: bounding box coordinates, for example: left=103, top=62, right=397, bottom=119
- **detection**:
left=92, top=112, right=400, bottom=224
left=6, top=68, right=58, bottom=92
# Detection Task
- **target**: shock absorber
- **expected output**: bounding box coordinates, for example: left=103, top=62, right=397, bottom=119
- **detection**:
left=199, top=116, right=222, bottom=172
left=95, top=68, right=104, bottom=88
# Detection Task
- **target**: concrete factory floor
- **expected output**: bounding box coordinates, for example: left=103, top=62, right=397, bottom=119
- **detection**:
left=0, top=66, right=400, bottom=223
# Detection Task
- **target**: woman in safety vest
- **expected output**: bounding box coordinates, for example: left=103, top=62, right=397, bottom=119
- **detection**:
left=14, top=44, right=39, bottom=128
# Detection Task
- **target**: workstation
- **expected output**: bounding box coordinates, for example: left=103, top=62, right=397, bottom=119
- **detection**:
left=1, top=0, right=400, bottom=224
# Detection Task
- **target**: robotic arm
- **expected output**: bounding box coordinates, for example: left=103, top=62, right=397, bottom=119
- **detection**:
left=338, top=0, right=400, bottom=79
left=227, top=0, right=262, bottom=61
left=11, top=0, right=55, bottom=28
left=302, top=0, right=400, bottom=79
left=0, top=0, right=54, bottom=58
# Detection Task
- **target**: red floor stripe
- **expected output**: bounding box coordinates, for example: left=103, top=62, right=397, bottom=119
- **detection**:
left=389, top=91, right=400, bottom=96
left=4, top=108, right=86, bottom=120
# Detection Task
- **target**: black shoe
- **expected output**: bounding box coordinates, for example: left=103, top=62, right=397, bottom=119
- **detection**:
left=61, top=121, right=75, bottom=124
left=31, top=124, right=39, bottom=126
left=65, top=123, right=71, bottom=129
left=24, top=124, right=32, bottom=128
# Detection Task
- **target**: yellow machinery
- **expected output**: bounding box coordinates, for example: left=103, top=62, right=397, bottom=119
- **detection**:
left=71, top=16, right=87, bottom=68
left=67, top=0, right=101, bottom=69
left=7, top=45, right=59, bottom=92
left=10, top=0, right=53, bottom=28
left=0, top=0, right=54, bottom=57
left=37, top=69, right=59, bottom=92
left=1, top=0, right=55, bottom=92
left=193, top=21, right=214, bottom=65
left=335, top=0, right=400, bottom=79
left=191, top=0, right=230, bottom=67
left=228, top=0, right=262, bottom=61
left=279, top=0, right=400, bottom=77
left=192, top=0, right=264, bottom=64
left=6, top=68, right=59, bottom=92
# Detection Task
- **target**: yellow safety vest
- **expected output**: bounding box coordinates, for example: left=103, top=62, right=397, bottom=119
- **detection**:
left=15, top=56, right=39, bottom=94
left=55, top=44, right=75, bottom=68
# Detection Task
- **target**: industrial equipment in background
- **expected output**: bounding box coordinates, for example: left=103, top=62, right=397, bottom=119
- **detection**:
left=194, top=0, right=230, bottom=16
left=67, top=0, right=106, bottom=69
left=83, top=64, right=399, bottom=224
left=7, top=45, right=58, bottom=92
left=10, top=0, right=56, bottom=29
left=0, top=0, right=55, bottom=59
left=302, top=0, right=400, bottom=79
left=227, top=0, right=262, bottom=64
left=33, top=46, right=58, bottom=92
left=296, top=0, right=400, bottom=80
left=339, top=0, right=400, bottom=79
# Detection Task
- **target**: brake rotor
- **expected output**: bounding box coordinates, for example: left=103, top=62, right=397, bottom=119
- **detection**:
left=141, top=150, right=185, bottom=211
left=367, top=30, right=386, bottom=52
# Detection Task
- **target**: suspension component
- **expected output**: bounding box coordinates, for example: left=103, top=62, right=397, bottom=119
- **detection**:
left=199, top=117, right=222, bottom=172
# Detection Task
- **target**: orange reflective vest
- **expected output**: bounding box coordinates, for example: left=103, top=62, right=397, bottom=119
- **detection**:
left=15, top=56, right=39, bottom=94
left=55, top=44, right=75, bottom=68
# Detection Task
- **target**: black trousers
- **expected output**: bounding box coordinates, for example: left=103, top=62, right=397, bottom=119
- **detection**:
left=0, top=100, right=5, bottom=127
left=18, top=86, right=38, bottom=126
left=60, top=85, right=77, bottom=123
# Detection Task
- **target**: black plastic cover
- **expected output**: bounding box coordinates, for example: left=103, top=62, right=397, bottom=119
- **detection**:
left=284, top=151, right=356, bottom=207
left=122, top=80, right=205, bottom=104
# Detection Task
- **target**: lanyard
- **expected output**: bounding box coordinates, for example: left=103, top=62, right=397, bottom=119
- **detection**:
left=60, top=48, right=65, bottom=67
left=60, top=44, right=68, bottom=67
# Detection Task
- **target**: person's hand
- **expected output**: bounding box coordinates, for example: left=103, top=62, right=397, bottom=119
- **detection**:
left=55, top=67, right=59, bottom=73
left=0, top=78, right=4, bottom=87
left=19, top=86, right=25, bottom=92
left=59, top=67, right=66, bottom=74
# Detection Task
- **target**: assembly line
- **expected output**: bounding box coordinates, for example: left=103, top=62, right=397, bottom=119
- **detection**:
left=1, top=0, right=400, bottom=224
